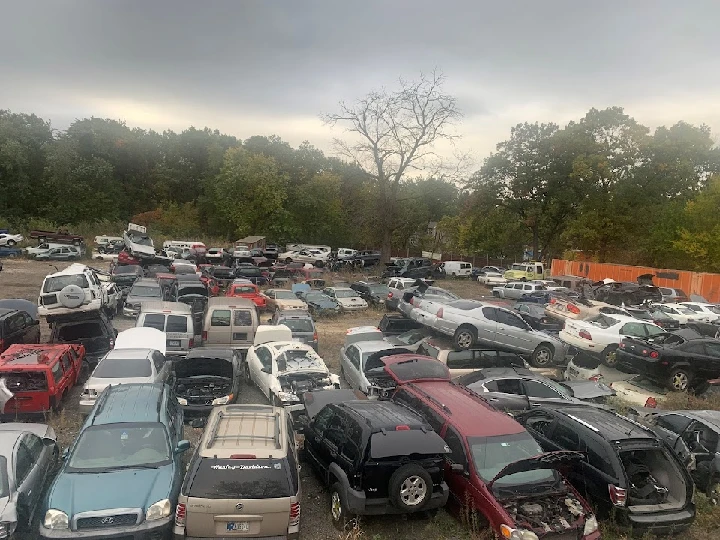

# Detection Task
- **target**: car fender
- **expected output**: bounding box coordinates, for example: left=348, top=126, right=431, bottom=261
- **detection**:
left=329, top=374, right=341, bottom=387
left=327, top=461, right=351, bottom=490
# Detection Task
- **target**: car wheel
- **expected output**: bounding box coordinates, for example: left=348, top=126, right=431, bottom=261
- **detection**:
left=6, top=240, right=15, bottom=246
left=453, top=326, right=477, bottom=350
left=708, top=478, right=720, bottom=505
left=331, top=483, right=356, bottom=531
left=315, top=260, right=324, bottom=268
left=388, top=464, right=432, bottom=510
left=243, top=363, right=253, bottom=385
left=668, top=368, right=691, bottom=392
left=285, top=258, right=293, bottom=263
left=531, top=344, right=554, bottom=367
left=601, top=345, right=618, bottom=367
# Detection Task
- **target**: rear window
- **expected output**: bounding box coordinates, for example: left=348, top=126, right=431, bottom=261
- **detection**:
left=233, top=310, right=253, bottom=326
left=166, top=315, right=189, bottom=333
left=177, top=286, right=208, bottom=297
left=384, top=358, right=450, bottom=382
left=233, top=286, right=256, bottom=294
left=56, top=321, right=105, bottom=341
left=3, top=371, right=48, bottom=391
left=44, top=274, right=89, bottom=293
left=130, top=285, right=163, bottom=298
left=93, top=357, right=151, bottom=378
left=188, top=458, right=292, bottom=499
left=142, top=314, right=166, bottom=331
left=279, top=318, right=314, bottom=332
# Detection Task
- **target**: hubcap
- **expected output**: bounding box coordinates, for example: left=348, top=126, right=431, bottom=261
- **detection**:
left=535, top=349, right=551, bottom=365
left=672, top=372, right=689, bottom=391
left=457, top=332, right=473, bottom=348
left=710, top=484, right=720, bottom=505
left=331, top=492, right=342, bottom=520
left=400, top=476, right=427, bottom=506
left=605, top=350, right=617, bottom=365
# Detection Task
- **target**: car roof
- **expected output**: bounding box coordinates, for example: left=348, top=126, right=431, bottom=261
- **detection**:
left=91, top=383, right=166, bottom=425
left=0, top=344, right=68, bottom=365
left=666, top=410, right=720, bottom=429
left=407, top=381, right=525, bottom=437
left=44, top=263, right=89, bottom=278
left=547, top=406, right=655, bottom=441
left=105, top=348, right=154, bottom=360
left=473, top=367, right=537, bottom=380
left=0, top=432, right=21, bottom=456
left=140, top=301, right=192, bottom=314
left=207, top=297, right=255, bottom=308
left=0, top=308, right=19, bottom=318
left=339, top=400, right=427, bottom=431
left=353, top=340, right=395, bottom=353
left=187, top=348, right=238, bottom=361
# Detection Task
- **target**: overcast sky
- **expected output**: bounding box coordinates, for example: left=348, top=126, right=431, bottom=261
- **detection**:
left=2, top=0, right=719, bottom=163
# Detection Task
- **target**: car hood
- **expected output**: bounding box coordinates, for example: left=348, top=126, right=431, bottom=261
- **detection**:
left=561, top=380, right=615, bottom=399
left=487, top=451, right=584, bottom=489
left=307, top=298, right=337, bottom=308
left=124, top=294, right=161, bottom=305
left=277, top=299, right=307, bottom=308
left=48, top=465, right=175, bottom=518
left=86, top=377, right=155, bottom=394
left=337, top=298, right=366, bottom=306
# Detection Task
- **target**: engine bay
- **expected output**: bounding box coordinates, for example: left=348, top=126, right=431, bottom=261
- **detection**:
left=503, top=493, right=587, bottom=536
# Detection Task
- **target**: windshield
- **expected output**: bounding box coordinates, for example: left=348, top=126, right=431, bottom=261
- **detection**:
left=129, top=234, right=153, bottom=247
left=335, top=290, right=359, bottom=298
left=368, top=284, right=389, bottom=294
left=676, top=307, right=695, bottom=315
left=396, top=329, right=426, bottom=344
left=43, top=274, right=89, bottom=293
left=188, top=458, right=292, bottom=499
left=113, top=266, right=139, bottom=275
left=232, top=286, right=257, bottom=294
left=510, top=264, right=525, bottom=271
left=280, top=318, right=314, bottom=332
left=93, top=357, right=152, bottom=378
left=276, top=349, right=325, bottom=372
left=274, top=291, right=297, bottom=299
left=306, top=292, right=330, bottom=302
left=68, top=424, right=170, bottom=471
left=469, top=432, right=554, bottom=486
left=129, top=285, right=162, bottom=298
left=177, top=286, right=208, bottom=297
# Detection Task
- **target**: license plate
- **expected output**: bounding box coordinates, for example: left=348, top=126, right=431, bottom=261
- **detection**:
left=167, top=340, right=180, bottom=347
left=227, top=522, right=249, bottom=531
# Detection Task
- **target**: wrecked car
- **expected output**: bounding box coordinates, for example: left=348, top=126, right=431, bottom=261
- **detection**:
left=174, top=348, right=241, bottom=417
left=244, top=325, right=340, bottom=417
left=592, top=278, right=663, bottom=307
left=518, top=405, right=695, bottom=534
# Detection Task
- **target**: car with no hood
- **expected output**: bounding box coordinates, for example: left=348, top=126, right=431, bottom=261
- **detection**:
left=174, top=348, right=241, bottom=417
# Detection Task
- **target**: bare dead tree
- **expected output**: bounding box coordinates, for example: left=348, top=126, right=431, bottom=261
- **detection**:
left=322, top=71, right=463, bottom=262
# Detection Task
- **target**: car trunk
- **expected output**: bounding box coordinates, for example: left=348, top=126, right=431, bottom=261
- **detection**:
left=174, top=357, right=233, bottom=405
left=2, top=371, right=51, bottom=413
left=619, top=447, right=688, bottom=511
left=54, top=320, right=111, bottom=360
left=184, top=458, right=294, bottom=538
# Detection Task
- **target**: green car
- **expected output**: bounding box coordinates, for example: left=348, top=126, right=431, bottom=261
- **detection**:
left=40, top=383, right=190, bottom=539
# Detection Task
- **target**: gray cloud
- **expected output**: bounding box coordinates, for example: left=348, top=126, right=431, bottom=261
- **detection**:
left=2, top=0, right=719, bottom=160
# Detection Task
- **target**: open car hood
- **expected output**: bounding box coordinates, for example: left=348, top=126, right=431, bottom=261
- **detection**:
left=561, top=380, right=615, bottom=399
left=364, top=348, right=414, bottom=372
left=302, top=389, right=367, bottom=420
left=378, top=354, right=451, bottom=382
left=487, top=451, right=584, bottom=489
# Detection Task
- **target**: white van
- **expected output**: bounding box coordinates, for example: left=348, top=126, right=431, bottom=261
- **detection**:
left=285, top=243, right=331, bottom=255
left=336, top=248, right=357, bottom=259
left=441, top=261, right=472, bottom=278
left=137, top=302, right=195, bottom=356
left=163, top=240, right=207, bottom=257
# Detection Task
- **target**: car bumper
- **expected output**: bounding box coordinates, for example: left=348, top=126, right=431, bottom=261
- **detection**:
left=340, top=304, right=368, bottom=311
left=344, top=483, right=449, bottom=515
left=558, top=331, right=601, bottom=354
left=78, top=399, right=98, bottom=416
left=623, top=506, right=695, bottom=534
left=123, top=306, right=140, bottom=317
left=40, top=515, right=173, bottom=539
left=39, top=300, right=104, bottom=318
left=178, top=534, right=295, bottom=540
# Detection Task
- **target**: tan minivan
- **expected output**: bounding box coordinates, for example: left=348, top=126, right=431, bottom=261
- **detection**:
left=202, top=297, right=259, bottom=350
left=136, top=301, right=195, bottom=356
left=174, top=404, right=301, bottom=539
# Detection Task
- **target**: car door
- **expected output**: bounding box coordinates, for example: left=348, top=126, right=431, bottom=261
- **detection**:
left=22, top=312, right=39, bottom=344
left=3, top=313, right=24, bottom=348
left=152, top=351, right=170, bottom=383
left=14, top=434, right=43, bottom=519
left=494, top=308, right=534, bottom=352
left=682, top=420, right=720, bottom=488
left=252, top=346, right=274, bottom=398
left=475, top=378, right=531, bottom=411
left=700, top=341, right=720, bottom=379
left=473, top=307, right=499, bottom=345
left=342, top=345, right=361, bottom=390
left=304, top=406, right=335, bottom=477
left=649, top=413, right=693, bottom=466
left=521, top=379, right=570, bottom=407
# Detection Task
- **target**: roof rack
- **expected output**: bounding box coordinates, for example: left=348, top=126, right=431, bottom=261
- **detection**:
left=409, top=384, right=452, bottom=415
left=205, top=408, right=281, bottom=450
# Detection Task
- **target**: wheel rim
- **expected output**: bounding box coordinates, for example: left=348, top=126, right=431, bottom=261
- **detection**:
left=535, top=348, right=551, bottom=366
left=457, top=332, right=473, bottom=348
left=672, top=372, right=689, bottom=391
left=400, top=476, right=427, bottom=506
left=605, top=349, right=617, bottom=366
left=709, top=483, right=720, bottom=505
left=331, top=492, right=342, bottom=521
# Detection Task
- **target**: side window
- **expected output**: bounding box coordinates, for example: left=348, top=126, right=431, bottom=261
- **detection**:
left=620, top=322, right=647, bottom=337
left=311, top=406, right=334, bottom=436
left=255, top=347, right=272, bottom=370
left=493, top=379, right=523, bottom=395
left=523, top=380, right=563, bottom=399
left=549, top=422, right=581, bottom=451
left=482, top=307, right=498, bottom=322
left=496, top=310, right=527, bottom=330
left=347, top=346, right=360, bottom=370
left=680, top=343, right=707, bottom=355
left=525, top=412, right=555, bottom=437
left=517, top=305, right=528, bottom=314
left=152, top=351, right=166, bottom=372
left=444, top=427, right=468, bottom=468
left=705, top=342, right=720, bottom=358
left=513, top=284, right=524, bottom=290
left=340, top=420, right=362, bottom=463
left=523, top=284, right=532, bottom=291
left=583, top=437, right=615, bottom=477
left=210, top=309, right=231, bottom=327
left=15, top=441, right=34, bottom=484
left=445, top=350, right=475, bottom=369
left=324, top=411, right=347, bottom=448
left=143, top=313, right=166, bottom=331
left=51, top=362, right=63, bottom=383
left=655, top=414, right=692, bottom=435
left=60, top=353, right=72, bottom=373
left=23, top=313, right=34, bottom=326
left=24, top=433, right=44, bottom=461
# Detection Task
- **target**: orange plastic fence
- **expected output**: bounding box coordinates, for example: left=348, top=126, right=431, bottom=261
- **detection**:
left=550, top=259, right=720, bottom=303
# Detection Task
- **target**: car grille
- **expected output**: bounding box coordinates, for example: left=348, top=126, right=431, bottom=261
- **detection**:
left=187, top=395, right=213, bottom=405
left=76, top=513, right=139, bottom=529
left=41, top=294, right=58, bottom=305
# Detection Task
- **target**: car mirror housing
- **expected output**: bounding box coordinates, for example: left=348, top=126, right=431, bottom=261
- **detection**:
left=450, top=462, right=465, bottom=474
left=175, top=440, right=191, bottom=455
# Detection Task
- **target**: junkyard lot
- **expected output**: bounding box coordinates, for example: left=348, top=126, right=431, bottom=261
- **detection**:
left=1, top=259, right=719, bottom=539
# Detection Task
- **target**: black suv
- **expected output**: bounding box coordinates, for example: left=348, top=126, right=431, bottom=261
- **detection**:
left=50, top=312, right=117, bottom=371
left=378, top=314, right=423, bottom=336
left=351, top=281, right=389, bottom=306
left=517, top=405, right=696, bottom=535
left=300, top=399, right=449, bottom=528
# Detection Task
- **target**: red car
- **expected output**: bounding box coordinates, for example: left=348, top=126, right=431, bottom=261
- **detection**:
left=226, top=282, right=266, bottom=309
left=118, top=249, right=141, bottom=266
left=381, top=356, right=601, bottom=540
left=0, top=344, right=85, bottom=415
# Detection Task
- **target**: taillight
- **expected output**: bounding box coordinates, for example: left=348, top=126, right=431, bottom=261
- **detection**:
left=579, top=330, right=592, bottom=340
left=409, top=297, right=414, bottom=305
left=608, top=484, right=627, bottom=507
left=589, top=374, right=602, bottom=382
left=619, top=343, right=625, bottom=348
left=109, top=339, right=115, bottom=349
left=395, top=425, right=410, bottom=431
left=649, top=351, right=659, bottom=358
left=202, top=331, right=208, bottom=341
left=550, top=298, right=557, bottom=304
left=567, top=303, right=581, bottom=314
left=175, top=502, right=186, bottom=526
left=313, top=331, right=318, bottom=341
left=289, top=502, right=300, bottom=527
left=387, top=292, right=393, bottom=298
left=645, top=397, right=658, bottom=408
left=189, top=338, right=194, bottom=348
left=437, top=308, right=443, bottom=318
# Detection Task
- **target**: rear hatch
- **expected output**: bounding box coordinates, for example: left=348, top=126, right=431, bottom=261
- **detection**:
left=140, top=313, right=194, bottom=354
left=2, top=370, right=51, bottom=413
left=53, top=319, right=112, bottom=362
left=184, top=457, right=295, bottom=538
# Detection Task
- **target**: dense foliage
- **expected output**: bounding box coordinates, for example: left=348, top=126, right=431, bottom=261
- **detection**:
left=1, top=104, right=719, bottom=271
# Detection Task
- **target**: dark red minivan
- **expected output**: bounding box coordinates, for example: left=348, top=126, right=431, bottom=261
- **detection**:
left=0, top=344, right=85, bottom=415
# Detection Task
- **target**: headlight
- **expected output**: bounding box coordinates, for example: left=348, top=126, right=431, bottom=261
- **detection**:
left=0, top=521, right=16, bottom=538
left=176, top=397, right=188, bottom=405
left=500, top=525, right=538, bottom=540
left=277, top=392, right=300, bottom=403
left=583, top=515, right=598, bottom=535
left=146, top=499, right=172, bottom=521
left=43, top=509, right=69, bottom=530
left=212, top=394, right=233, bottom=405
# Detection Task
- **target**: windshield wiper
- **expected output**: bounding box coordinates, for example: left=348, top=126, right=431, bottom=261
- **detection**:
left=102, top=462, right=164, bottom=471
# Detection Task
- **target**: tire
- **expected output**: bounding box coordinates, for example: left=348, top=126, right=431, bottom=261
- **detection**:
left=707, top=478, right=720, bottom=505
left=330, top=483, right=356, bottom=531
left=98, top=246, right=106, bottom=254
left=388, top=463, right=432, bottom=510
left=73, top=239, right=81, bottom=246
left=601, top=345, right=619, bottom=368
left=668, top=368, right=691, bottom=392
left=530, top=344, right=554, bottom=367
left=453, top=326, right=477, bottom=350
left=315, top=260, right=324, bottom=268
left=243, top=363, right=253, bottom=385
left=6, top=240, right=16, bottom=247
left=451, top=272, right=457, bottom=279
left=520, top=277, right=527, bottom=282
left=285, top=258, right=293, bottom=263
left=57, top=285, right=85, bottom=308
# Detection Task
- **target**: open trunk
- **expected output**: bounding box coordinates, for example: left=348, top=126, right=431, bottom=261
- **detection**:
left=175, top=357, right=234, bottom=405
left=620, top=448, right=687, bottom=510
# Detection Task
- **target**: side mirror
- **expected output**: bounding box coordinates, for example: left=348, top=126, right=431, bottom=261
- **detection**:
left=450, top=463, right=465, bottom=474
left=175, top=440, right=191, bottom=455
left=61, top=447, right=69, bottom=460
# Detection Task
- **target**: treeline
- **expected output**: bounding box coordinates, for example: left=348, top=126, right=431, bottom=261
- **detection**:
left=0, top=111, right=460, bottom=252
left=2, top=107, right=720, bottom=272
